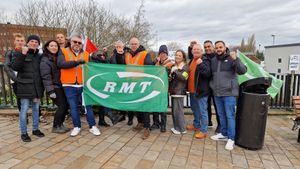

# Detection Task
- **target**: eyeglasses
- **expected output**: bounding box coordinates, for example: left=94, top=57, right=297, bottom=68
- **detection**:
left=72, top=40, right=82, bottom=45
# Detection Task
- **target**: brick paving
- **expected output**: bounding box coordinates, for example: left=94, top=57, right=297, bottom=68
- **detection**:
left=0, top=110, right=300, bottom=169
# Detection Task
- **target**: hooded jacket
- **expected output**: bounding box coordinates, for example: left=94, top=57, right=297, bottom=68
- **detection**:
left=209, top=48, right=247, bottom=96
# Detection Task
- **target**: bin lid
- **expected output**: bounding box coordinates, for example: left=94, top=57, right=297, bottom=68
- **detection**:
left=240, top=77, right=272, bottom=88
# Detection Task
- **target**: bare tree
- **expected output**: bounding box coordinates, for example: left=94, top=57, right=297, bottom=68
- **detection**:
left=238, top=34, right=256, bottom=53
left=167, top=42, right=183, bottom=51
left=14, top=0, right=154, bottom=51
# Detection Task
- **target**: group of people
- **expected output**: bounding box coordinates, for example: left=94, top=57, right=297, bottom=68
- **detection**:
left=4, top=32, right=247, bottom=151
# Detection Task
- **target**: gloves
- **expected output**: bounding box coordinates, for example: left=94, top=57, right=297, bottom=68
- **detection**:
left=77, top=59, right=86, bottom=65
left=49, top=93, right=56, bottom=99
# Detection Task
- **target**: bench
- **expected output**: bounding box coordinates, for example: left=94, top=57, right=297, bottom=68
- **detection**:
left=292, top=96, right=300, bottom=142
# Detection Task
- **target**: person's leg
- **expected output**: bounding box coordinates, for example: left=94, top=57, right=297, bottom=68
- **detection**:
left=63, top=87, right=81, bottom=128
left=151, top=113, right=160, bottom=129
left=214, top=96, right=227, bottom=136
left=85, top=105, right=96, bottom=128
left=160, top=113, right=167, bottom=132
left=31, top=100, right=40, bottom=132
left=176, top=97, right=186, bottom=132
left=207, top=94, right=213, bottom=126
left=127, top=111, right=134, bottom=125
left=98, top=106, right=110, bottom=127
left=212, top=95, right=220, bottom=133
left=19, top=98, right=30, bottom=135
left=199, top=96, right=208, bottom=134
left=189, top=94, right=200, bottom=129
left=142, top=112, right=151, bottom=139
left=224, top=96, right=237, bottom=140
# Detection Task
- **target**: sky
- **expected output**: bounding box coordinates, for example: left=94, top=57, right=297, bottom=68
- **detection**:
left=1, top=0, right=300, bottom=51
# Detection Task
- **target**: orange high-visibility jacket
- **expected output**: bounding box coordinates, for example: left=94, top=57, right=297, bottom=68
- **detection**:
left=60, top=48, right=89, bottom=84
left=125, top=51, right=148, bottom=65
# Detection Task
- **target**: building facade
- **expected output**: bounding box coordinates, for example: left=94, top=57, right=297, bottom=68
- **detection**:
left=265, top=43, right=300, bottom=74
left=0, top=23, right=67, bottom=62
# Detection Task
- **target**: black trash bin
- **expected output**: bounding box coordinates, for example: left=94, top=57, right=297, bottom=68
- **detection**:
left=235, top=77, right=272, bottom=150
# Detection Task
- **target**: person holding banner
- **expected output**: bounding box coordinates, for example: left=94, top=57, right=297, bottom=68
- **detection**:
left=210, top=41, right=247, bottom=150
left=57, top=33, right=101, bottom=137
left=170, top=50, right=189, bottom=134
left=125, top=37, right=153, bottom=140
left=152, top=45, right=174, bottom=132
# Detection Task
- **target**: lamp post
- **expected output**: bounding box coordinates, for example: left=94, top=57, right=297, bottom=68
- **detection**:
left=271, top=34, right=275, bottom=45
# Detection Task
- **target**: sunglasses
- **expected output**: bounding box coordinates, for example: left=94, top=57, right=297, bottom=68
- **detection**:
left=72, top=40, right=82, bottom=45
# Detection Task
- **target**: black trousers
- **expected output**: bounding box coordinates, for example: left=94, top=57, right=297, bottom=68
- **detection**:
left=51, top=88, right=68, bottom=127
left=152, top=113, right=167, bottom=126
left=207, top=94, right=220, bottom=125
left=12, top=83, right=21, bottom=111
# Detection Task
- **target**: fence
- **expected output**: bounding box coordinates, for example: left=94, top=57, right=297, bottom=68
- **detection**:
left=0, top=63, right=299, bottom=109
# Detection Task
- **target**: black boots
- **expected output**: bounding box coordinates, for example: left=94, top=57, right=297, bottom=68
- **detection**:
left=32, top=130, right=45, bottom=137
left=21, top=133, right=31, bottom=142
left=160, top=114, right=167, bottom=132
left=98, top=113, right=110, bottom=127
left=52, top=124, right=70, bottom=134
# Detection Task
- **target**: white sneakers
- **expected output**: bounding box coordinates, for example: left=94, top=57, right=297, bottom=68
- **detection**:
left=210, top=133, right=228, bottom=141
left=171, top=128, right=187, bottom=135
left=225, top=139, right=235, bottom=151
left=70, top=126, right=101, bottom=136
left=70, top=127, right=81, bottom=136
left=89, top=126, right=101, bottom=136
left=211, top=133, right=235, bottom=151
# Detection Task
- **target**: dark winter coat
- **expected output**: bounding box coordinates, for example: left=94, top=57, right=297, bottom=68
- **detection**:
left=210, top=48, right=247, bottom=96
left=4, top=49, right=18, bottom=82
left=40, top=52, right=62, bottom=95
left=11, top=50, right=44, bottom=99
left=170, top=64, right=189, bottom=95
left=194, top=56, right=211, bottom=98
left=110, top=47, right=130, bottom=65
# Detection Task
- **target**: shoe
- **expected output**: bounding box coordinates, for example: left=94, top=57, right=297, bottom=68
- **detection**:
left=208, top=122, right=213, bottom=128
left=108, top=113, right=120, bottom=125
left=89, top=126, right=101, bottom=136
left=98, top=120, right=110, bottom=127
left=132, top=123, right=144, bottom=131
left=181, top=130, right=187, bottom=134
left=127, top=120, right=133, bottom=126
left=225, top=139, right=235, bottom=150
left=32, top=130, right=45, bottom=137
left=70, top=127, right=81, bottom=136
left=150, top=123, right=160, bottom=130
left=210, top=133, right=228, bottom=141
left=21, top=133, right=31, bottom=142
left=142, top=128, right=150, bottom=140
left=186, top=124, right=199, bottom=131
left=118, top=115, right=126, bottom=122
left=160, top=125, right=166, bottom=133
left=52, top=125, right=69, bottom=134
left=171, top=128, right=181, bottom=135
left=195, top=132, right=207, bottom=139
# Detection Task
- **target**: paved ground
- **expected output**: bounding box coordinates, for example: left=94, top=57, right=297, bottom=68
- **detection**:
left=0, top=110, right=300, bottom=169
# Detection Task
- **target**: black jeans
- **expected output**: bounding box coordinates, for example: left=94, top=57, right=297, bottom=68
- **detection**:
left=208, top=94, right=220, bottom=125
left=51, top=88, right=68, bottom=127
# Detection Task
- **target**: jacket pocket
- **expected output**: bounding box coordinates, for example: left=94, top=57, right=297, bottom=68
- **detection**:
left=17, top=79, right=34, bottom=95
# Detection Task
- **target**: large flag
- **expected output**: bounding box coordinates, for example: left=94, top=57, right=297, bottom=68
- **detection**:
left=83, top=63, right=168, bottom=112
left=237, top=51, right=283, bottom=98
left=83, top=37, right=98, bottom=54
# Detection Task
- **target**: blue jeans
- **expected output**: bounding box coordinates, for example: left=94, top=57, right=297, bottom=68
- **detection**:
left=63, top=86, right=96, bottom=128
left=20, top=99, right=39, bottom=134
left=214, top=96, right=236, bottom=140
left=190, top=94, right=209, bottom=133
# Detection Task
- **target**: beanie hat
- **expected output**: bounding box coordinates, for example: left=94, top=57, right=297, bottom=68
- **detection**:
left=27, top=35, right=40, bottom=45
left=158, top=45, right=168, bottom=55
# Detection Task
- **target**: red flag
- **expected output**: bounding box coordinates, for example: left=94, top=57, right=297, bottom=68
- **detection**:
left=84, top=37, right=98, bottom=54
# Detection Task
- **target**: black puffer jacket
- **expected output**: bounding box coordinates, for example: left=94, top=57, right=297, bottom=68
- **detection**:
left=194, top=56, right=211, bottom=98
left=40, top=52, right=62, bottom=94
left=11, top=50, right=44, bottom=99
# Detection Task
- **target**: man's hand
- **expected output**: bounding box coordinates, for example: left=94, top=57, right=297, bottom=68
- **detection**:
left=49, top=93, right=56, bottom=99
left=22, top=46, right=29, bottom=55
left=230, top=51, right=237, bottom=60
left=196, top=58, right=203, bottom=65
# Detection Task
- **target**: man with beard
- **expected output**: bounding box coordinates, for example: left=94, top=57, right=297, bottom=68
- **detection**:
left=210, top=41, right=247, bottom=151
left=203, top=40, right=220, bottom=133
left=125, top=37, right=153, bottom=140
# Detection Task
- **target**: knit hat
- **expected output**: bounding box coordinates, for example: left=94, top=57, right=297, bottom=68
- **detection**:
left=158, top=45, right=168, bottom=55
left=26, top=35, right=40, bottom=45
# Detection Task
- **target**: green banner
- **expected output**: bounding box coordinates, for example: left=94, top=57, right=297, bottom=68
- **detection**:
left=83, top=63, right=168, bottom=112
left=237, top=51, right=283, bottom=98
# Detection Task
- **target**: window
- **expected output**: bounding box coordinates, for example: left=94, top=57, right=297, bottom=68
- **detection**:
left=277, top=69, right=281, bottom=73
left=278, top=58, right=282, bottom=63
